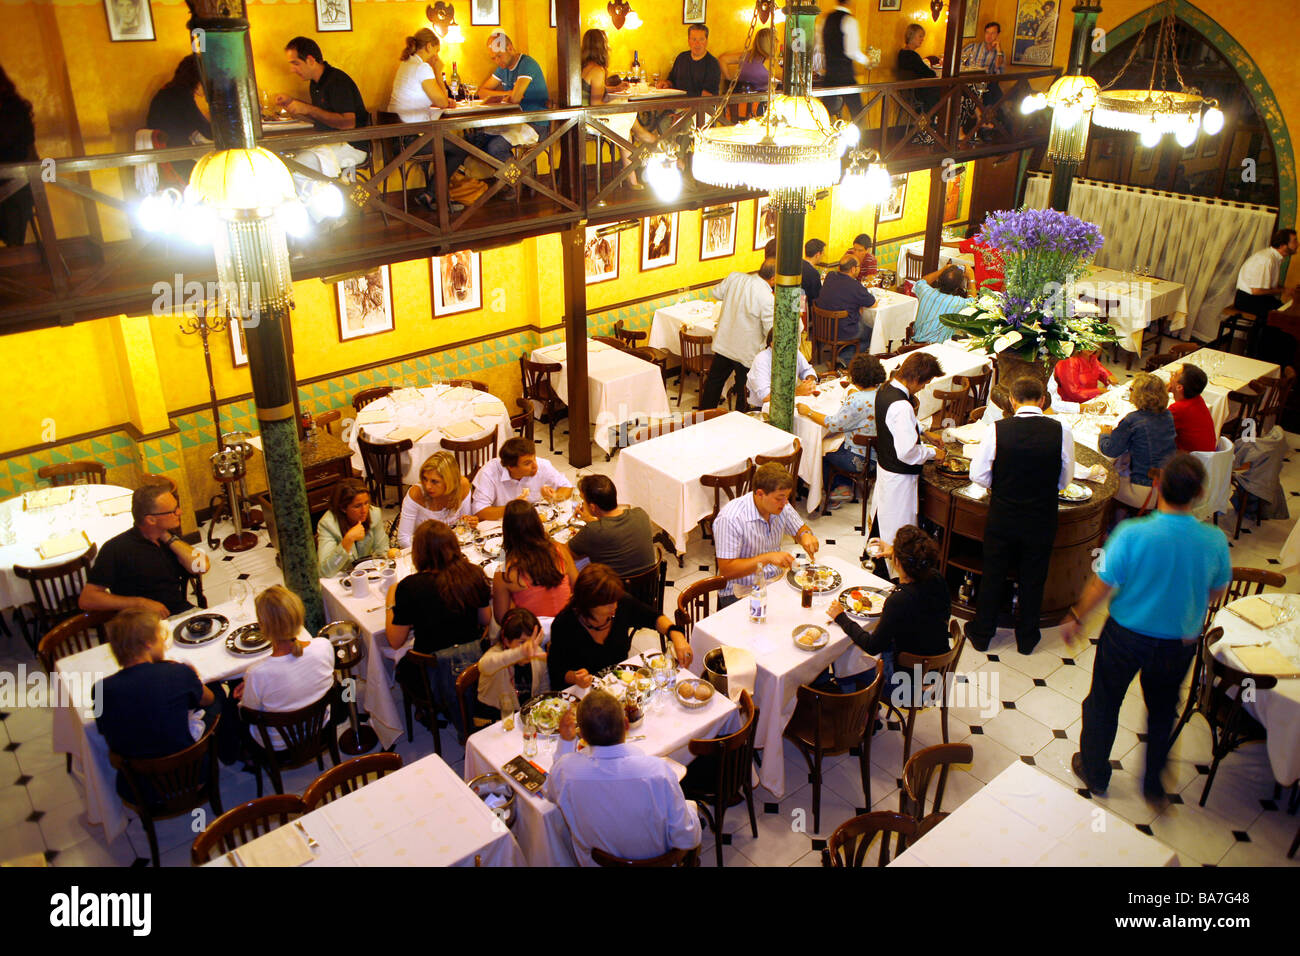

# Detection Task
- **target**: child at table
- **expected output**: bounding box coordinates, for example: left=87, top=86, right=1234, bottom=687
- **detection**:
left=474, top=607, right=547, bottom=728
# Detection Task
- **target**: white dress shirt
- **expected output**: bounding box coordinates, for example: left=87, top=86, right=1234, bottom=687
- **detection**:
left=546, top=741, right=701, bottom=866
left=884, top=396, right=936, bottom=468
left=747, top=346, right=816, bottom=407
left=980, top=375, right=1079, bottom=423
left=470, top=456, right=574, bottom=512
left=834, top=5, right=871, bottom=67
left=711, top=272, right=775, bottom=366
left=1236, top=247, right=1284, bottom=294
left=241, top=638, right=335, bottom=749
left=970, top=405, right=1075, bottom=491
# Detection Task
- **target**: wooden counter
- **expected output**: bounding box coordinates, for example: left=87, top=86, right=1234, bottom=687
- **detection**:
left=919, top=441, right=1117, bottom=626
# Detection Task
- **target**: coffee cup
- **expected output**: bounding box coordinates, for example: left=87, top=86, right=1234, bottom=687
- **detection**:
left=350, top=569, right=371, bottom=598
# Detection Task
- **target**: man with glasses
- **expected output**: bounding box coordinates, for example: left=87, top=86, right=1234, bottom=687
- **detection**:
left=80, top=483, right=209, bottom=618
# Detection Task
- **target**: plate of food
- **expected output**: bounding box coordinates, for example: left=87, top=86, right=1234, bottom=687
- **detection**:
left=792, top=625, right=830, bottom=651
left=172, top=612, right=229, bottom=646
left=521, top=692, right=578, bottom=735
left=349, top=556, right=392, bottom=575
left=838, top=586, right=889, bottom=619
left=477, top=532, right=504, bottom=558
left=599, top=663, right=650, bottom=684
left=937, top=455, right=971, bottom=476
left=1059, top=482, right=1093, bottom=503
left=786, top=565, right=843, bottom=593
left=674, top=678, right=715, bottom=710
left=224, top=624, right=271, bottom=655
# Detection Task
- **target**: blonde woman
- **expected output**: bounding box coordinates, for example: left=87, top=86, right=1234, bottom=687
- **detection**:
left=241, top=586, right=335, bottom=748
left=1098, top=372, right=1178, bottom=509
left=581, top=28, right=658, bottom=188
left=396, top=451, right=476, bottom=549
left=720, top=27, right=774, bottom=91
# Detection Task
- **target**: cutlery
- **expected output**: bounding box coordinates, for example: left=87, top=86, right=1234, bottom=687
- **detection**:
left=365, top=605, right=384, bottom=613
left=229, top=849, right=246, bottom=867
left=627, top=735, right=647, bottom=742
left=295, top=820, right=320, bottom=851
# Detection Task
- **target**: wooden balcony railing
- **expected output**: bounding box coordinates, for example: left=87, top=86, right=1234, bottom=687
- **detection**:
left=0, top=67, right=1058, bottom=333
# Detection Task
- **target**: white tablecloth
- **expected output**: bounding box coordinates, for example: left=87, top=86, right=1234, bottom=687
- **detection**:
left=895, top=240, right=972, bottom=279
left=688, top=554, right=882, bottom=798
left=531, top=339, right=671, bottom=453
left=346, top=385, right=513, bottom=486
left=890, top=760, right=1179, bottom=866
left=648, top=301, right=720, bottom=355
left=1212, top=593, right=1300, bottom=786
left=612, top=411, right=798, bottom=552
left=865, top=289, right=921, bottom=354
left=0, top=484, right=134, bottom=610
left=1076, top=266, right=1188, bottom=354
left=463, top=662, right=738, bottom=866
left=50, top=599, right=313, bottom=842
left=204, top=753, right=525, bottom=867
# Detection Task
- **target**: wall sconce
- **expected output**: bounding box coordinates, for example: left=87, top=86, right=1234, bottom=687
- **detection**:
left=607, top=1, right=642, bottom=30
left=427, top=3, right=464, bottom=43
left=756, top=0, right=774, bottom=23
left=930, top=0, right=944, bottom=22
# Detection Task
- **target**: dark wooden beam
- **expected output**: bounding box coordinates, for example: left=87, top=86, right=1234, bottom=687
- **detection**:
left=561, top=223, right=591, bottom=467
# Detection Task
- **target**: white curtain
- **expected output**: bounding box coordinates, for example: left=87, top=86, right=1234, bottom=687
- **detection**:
left=1023, top=174, right=1276, bottom=341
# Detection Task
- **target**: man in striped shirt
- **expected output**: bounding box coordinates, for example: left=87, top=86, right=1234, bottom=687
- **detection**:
left=959, top=22, right=1005, bottom=134
left=714, top=463, right=819, bottom=609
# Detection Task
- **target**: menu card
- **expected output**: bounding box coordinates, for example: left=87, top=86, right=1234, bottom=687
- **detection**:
left=25, top=487, right=73, bottom=510
left=38, top=532, right=89, bottom=560
left=355, top=406, right=392, bottom=425
left=441, top=420, right=483, bottom=441
left=501, top=756, right=547, bottom=794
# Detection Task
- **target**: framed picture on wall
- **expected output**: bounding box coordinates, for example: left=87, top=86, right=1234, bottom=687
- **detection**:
left=683, top=0, right=707, bottom=25
left=1135, top=145, right=1154, bottom=172
left=551, top=0, right=557, bottom=28
left=963, top=0, right=982, bottom=37
left=104, top=0, right=155, bottom=41
left=431, top=252, right=482, bottom=317
left=753, top=196, right=777, bottom=252
left=584, top=226, right=619, bottom=284
left=878, top=173, right=908, bottom=223
left=944, top=167, right=964, bottom=222
left=1201, top=135, right=1221, bottom=159
left=314, top=0, right=351, bottom=33
left=336, top=266, right=395, bottom=342
left=700, top=203, right=737, bottom=261
left=230, top=319, right=249, bottom=368
left=641, top=213, right=679, bottom=271
left=471, top=0, right=501, bottom=26
left=878, top=0, right=902, bottom=11
left=1011, top=0, right=1059, bottom=66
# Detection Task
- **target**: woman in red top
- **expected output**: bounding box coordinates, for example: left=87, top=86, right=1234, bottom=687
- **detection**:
left=1054, top=347, right=1117, bottom=403
left=943, top=234, right=1004, bottom=293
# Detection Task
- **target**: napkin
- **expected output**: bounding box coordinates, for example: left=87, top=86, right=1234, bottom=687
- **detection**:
left=473, top=418, right=499, bottom=433
left=589, top=340, right=612, bottom=353
left=97, top=494, right=133, bottom=517
left=1210, top=375, right=1249, bottom=392
left=1230, top=645, right=1300, bottom=679
left=473, top=401, right=503, bottom=416
left=1074, top=463, right=1107, bottom=483
left=720, top=646, right=756, bottom=703
left=383, top=426, right=429, bottom=444
left=235, top=824, right=314, bottom=867
left=441, top=419, right=483, bottom=440
left=949, top=422, right=988, bottom=444
left=38, top=532, right=89, bottom=560
left=25, top=487, right=72, bottom=510
left=537, top=344, right=566, bottom=359
left=1228, top=596, right=1282, bottom=629
left=354, top=406, right=391, bottom=425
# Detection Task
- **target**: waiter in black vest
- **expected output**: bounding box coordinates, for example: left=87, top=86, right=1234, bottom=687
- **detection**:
left=822, top=2, right=872, bottom=121
left=965, top=376, right=1075, bottom=654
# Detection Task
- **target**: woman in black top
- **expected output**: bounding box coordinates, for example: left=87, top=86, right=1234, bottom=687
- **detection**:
left=146, top=54, right=212, bottom=178
left=547, top=564, right=692, bottom=690
left=896, top=23, right=941, bottom=113
left=827, top=525, right=951, bottom=689
left=0, top=65, right=36, bottom=246
left=386, top=519, right=490, bottom=653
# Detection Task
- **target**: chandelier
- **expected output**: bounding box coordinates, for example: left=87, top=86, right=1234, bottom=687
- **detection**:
left=1090, top=0, right=1223, bottom=146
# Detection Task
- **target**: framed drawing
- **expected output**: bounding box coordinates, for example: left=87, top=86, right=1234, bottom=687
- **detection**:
left=584, top=226, right=619, bottom=284
left=1011, top=0, right=1059, bottom=67
left=104, top=0, right=155, bottom=41
left=336, top=266, right=395, bottom=341
left=641, top=213, right=679, bottom=271
left=471, top=0, right=501, bottom=27
left=753, top=196, right=777, bottom=252
left=431, top=252, right=482, bottom=317
left=878, top=0, right=902, bottom=11
left=230, top=319, right=249, bottom=368
left=314, top=0, right=351, bottom=33
left=879, top=173, right=908, bottom=223
left=700, top=203, right=737, bottom=261
left=963, top=0, right=981, bottom=37
left=683, top=0, right=706, bottom=25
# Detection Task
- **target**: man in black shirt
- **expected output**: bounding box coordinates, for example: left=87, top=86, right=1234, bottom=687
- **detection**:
left=801, top=239, right=826, bottom=307
left=665, top=25, right=723, bottom=97
left=966, top=375, right=1075, bottom=654
left=816, top=254, right=877, bottom=357
left=80, top=484, right=207, bottom=619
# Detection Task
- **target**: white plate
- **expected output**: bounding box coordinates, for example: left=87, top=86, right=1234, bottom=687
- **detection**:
left=792, top=625, right=830, bottom=651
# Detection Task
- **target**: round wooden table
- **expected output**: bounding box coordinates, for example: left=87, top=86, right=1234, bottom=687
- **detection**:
left=918, top=441, right=1118, bottom=626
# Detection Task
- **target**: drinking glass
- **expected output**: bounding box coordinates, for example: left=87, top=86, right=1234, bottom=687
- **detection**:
left=499, top=691, right=518, bottom=731
left=521, top=716, right=538, bottom=757
left=229, top=579, right=253, bottom=619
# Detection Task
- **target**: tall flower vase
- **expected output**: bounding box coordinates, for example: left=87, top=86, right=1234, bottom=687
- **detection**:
left=996, top=351, right=1050, bottom=389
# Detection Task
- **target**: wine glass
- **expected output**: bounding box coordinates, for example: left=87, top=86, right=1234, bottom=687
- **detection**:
left=499, top=691, right=518, bottom=731
left=229, top=579, right=253, bottom=619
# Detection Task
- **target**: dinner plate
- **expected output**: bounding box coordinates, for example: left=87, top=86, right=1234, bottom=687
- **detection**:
left=477, top=532, right=504, bottom=558
left=172, top=612, right=229, bottom=646
left=786, top=565, right=842, bottom=593
left=937, top=456, right=971, bottom=476
left=838, top=586, right=889, bottom=619
left=792, top=625, right=830, bottom=651
left=350, top=557, right=393, bottom=574
left=1059, top=482, right=1093, bottom=503
left=521, top=691, right=579, bottom=735
left=225, top=624, right=271, bottom=655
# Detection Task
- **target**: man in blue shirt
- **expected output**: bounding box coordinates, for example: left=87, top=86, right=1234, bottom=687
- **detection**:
left=1063, top=453, right=1231, bottom=805
left=476, top=31, right=550, bottom=199
left=815, top=254, right=876, bottom=358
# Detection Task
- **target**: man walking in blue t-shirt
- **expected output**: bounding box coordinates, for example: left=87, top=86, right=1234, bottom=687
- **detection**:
left=1062, top=453, right=1231, bottom=805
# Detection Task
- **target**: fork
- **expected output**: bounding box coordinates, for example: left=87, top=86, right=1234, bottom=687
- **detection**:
left=295, top=820, right=320, bottom=851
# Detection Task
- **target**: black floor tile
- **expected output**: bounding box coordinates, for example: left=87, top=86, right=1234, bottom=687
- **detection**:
left=1002, top=701, right=1016, bottom=710
left=1167, top=793, right=1184, bottom=805
left=810, top=838, right=827, bottom=851
left=763, top=802, right=779, bottom=815
left=3, top=742, right=18, bottom=753
left=14, top=774, right=31, bottom=787
left=1260, top=799, right=1279, bottom=811
left=1020, top=755, right=1036, bottom=766
left=986, top=654, right=999, bottom=662
left=1136, top=823, right=1154, bottom=836
left=1061, top=658, right=1076, bottom=666
left=1109, top=759, right=1123, bottom=770
left=969, top=725, right=983, bottom=735
left=1032, top=678, right=1047, bottom=687
left=1232, top=830, right=1250, bottom=842
left=1052, top=729, right=1067, bottom=739
left=25, top=810, right=43, bottom=823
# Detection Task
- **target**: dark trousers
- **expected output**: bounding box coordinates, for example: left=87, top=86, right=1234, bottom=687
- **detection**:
left=1079, top=617, right=1196, bottom=792
left=970, top=514, right=1055, bottom=652
left=825, top=91, right=863, bottom=122
left=700, top=354, right=750, bottom=411
left=716, top=592, right=739, bottom=611
left=1233, top=289, right=1282, bottom=357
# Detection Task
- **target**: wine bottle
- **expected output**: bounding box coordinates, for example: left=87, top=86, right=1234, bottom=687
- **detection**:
left=450, top=61, right=462, bottom=100
left=631, top=49, right=642, bottom=84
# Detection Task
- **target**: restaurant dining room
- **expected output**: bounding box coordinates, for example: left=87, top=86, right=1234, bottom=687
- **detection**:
left=0, top=0, right=1298, bottom=911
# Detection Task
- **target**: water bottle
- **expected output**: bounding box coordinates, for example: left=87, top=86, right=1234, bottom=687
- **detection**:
left=450, top=62, right=462, bottom=99
left=749, top=565, right=768, bottom=623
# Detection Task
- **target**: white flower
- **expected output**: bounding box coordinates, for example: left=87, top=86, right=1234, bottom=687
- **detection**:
left=959, top=304, right=980, bottom=316
left=1058, top=340, right=1075, bottom=357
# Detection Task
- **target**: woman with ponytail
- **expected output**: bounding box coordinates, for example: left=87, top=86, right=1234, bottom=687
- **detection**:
left=387, top=27, right=467, bottom=207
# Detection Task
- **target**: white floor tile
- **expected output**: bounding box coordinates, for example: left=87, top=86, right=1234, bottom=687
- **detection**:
left=978, top=707, right=1056, bottom=756
left=1014, top=686, right=1081, bottom=731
